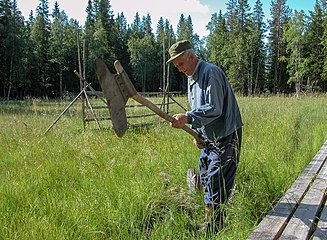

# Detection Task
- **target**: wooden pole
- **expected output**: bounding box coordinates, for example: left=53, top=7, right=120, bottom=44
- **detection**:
left=83, top=90, right=101, bottom=131
left=44, top=83, right=91, bottom=135
left=76, top=28, right=86, bottom=130
left=162, top=38, right=166, bottom=112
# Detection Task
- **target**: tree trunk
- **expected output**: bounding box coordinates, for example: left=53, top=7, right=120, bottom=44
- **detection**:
left=248, top=54, right=254, bottom=96
left=254, top=58, right=261, bottom=95
left=60, top=64, right=63, bottom=100
left=7, top=51, right=14, bottom=101
left=295, top=80, right=301, bottom=98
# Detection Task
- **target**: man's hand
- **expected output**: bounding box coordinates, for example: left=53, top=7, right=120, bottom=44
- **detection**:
left=171, top=114, right=205, bottom=149
left=170, top=114, right=187, bottom=128
left=193, top=138, right=205, bottom=149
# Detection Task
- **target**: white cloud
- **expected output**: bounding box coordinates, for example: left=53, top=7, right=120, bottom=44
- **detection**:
left=17, top=0, right=212, bottom=37
left=110, top=0, right=211, bottom=37
left=110, top=0, right=209, bottom=15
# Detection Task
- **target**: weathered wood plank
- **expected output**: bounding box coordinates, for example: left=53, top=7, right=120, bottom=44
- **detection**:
left=279, top=162, right=327, bottom=239
left=86, top=90, right=103, bottom=96
left=312, top=197, right=327, bottom=240
left=247, top=140, right=327, bottom=240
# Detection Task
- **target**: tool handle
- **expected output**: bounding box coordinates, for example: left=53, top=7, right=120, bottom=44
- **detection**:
left=114, top=60, right=203, bottom=143
left=132, top=94, right=202, bottom=142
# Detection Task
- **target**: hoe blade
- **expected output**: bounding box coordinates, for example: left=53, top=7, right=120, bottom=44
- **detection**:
left=95, top=59, right=127, bottom=137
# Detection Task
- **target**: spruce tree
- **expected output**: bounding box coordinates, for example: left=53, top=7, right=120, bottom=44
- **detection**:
left=0, top=0, right=25, bottom=99
left=267, top=0, right=291, bottom=94
left=250, top=0, right=266, bottom=94
left=282, top=10, right=307, bottom=97
left=30, top=0, right=51, bottom=97
left=305, top=0, right=324, bottom=92
left=49, top=2, right=65, bottom=98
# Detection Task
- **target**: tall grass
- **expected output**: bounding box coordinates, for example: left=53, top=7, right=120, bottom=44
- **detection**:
left=0, top=96, right=326, bottom=239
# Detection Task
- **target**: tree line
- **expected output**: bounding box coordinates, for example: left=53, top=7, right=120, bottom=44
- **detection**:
left=1, top=0, right=326, bottom=100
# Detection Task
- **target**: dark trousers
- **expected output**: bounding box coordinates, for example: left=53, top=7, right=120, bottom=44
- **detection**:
left=199, top=128, right=242, bottom=206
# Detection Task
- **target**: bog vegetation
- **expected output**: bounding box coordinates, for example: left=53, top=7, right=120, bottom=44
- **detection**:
left=1, top=0, right=327, bottom=100
left=0, top=96, right=326, bottom=239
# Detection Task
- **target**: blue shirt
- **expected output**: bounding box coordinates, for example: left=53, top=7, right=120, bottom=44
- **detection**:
left=186, top=60, right=243, bottom=141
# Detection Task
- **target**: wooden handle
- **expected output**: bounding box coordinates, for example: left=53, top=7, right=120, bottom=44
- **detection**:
left=132, top=94, right=202, bottom=142
left=114, top=60, right=203, bottom=143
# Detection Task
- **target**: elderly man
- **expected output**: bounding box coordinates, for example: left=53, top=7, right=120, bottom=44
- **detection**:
left=167, top=40, right=243, bottom=233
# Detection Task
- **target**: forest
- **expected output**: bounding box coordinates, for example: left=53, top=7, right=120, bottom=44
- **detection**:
left=1, top=0, right=327, bottom=100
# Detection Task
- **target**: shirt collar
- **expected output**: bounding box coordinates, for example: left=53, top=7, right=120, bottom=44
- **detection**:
left=189, top=59, right=202, bottom=86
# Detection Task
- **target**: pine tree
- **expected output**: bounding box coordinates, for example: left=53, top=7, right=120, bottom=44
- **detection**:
left=142, top=13, right=153, bottom=38
left=155, top=17, right=168, bottom=91
left=127, top=36, right=156, bottom=92
left=236, top=0, right=252, bottom=95
left=130, top=12, right=144, bottom=39
left=22, top=11, right=38, bottom=97
left=226, top=0, right=239, bottom=33
left=207, top=11, right=228, bottom=68
left=97, top=0, right=116, bottom=61
left=249, top=0, right=266, bottom=94
left=0, top=0, right=27, bottom=99
left=30, top=0, right=51, bottom=97
left=267, top=0, right=291, bottom=93
left=83, top=0, right=96, bottom=85
left=282, top=10, right=307, bottom=97
left=63, top=19, right=80, bottom=93
left=115, top=12, right=130, bottom=72
left=176, top=14, right=194, bottom=42
left=305, top=0, right=325, bottom=92
left=49, top=2, right=65, bottom=98
left=89, top=0, right=116, bottom=76
left=320, top=0, right=327, bottom=91
left=223, top=0, right=253, bottom=94
left=0, top=0, right=13, bottom=98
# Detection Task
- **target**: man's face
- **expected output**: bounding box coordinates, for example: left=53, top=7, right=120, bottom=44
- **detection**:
left=172, top=52, right=196, bottom=77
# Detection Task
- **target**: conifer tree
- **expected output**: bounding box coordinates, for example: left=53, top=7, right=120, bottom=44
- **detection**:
left=83, top=0, right=96, bottom=84
left=267, top=0, right=291, bottom=93
left=320, top=0, right=327, bottom=90
left=305, top=0, right=325, bottom=92
left=207, top=11, right=228, bottom=68
left=176, top=14, right=194, bottom=42
left=115, top=12, right=130, bottom=72
left=30, top=0, right=51, bottom=97
left=0, top=0, right=26, bottom=99
left=130, top=12, right=144, bottom=39
left=249, top=0, right=266, bottom=94
left=49, top=2, right=65, bottom=98
left=282, top=10, right=307, bottom=97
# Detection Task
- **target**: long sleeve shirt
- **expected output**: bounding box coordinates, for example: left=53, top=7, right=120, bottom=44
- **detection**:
left=186, top=60, right=243, bottom=141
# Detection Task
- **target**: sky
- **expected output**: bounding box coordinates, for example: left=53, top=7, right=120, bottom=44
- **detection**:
left=17, top=0, right=316, bottom=38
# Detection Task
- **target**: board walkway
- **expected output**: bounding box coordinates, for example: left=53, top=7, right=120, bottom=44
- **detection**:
left=247, top=140, right=327, bottom=240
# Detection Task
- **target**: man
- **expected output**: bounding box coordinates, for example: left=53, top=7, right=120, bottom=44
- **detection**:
left=167, top=40, right=243, bottom=233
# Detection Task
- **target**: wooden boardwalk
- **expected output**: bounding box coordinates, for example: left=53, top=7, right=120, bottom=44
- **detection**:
left=247, top=140, right=327, bottom=240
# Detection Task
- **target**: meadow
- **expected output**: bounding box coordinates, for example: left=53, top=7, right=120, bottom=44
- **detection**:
left=0, top=95, right=326, bottom=240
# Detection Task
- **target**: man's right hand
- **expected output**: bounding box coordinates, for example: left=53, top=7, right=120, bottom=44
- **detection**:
left=193, top=138, right=205, bottom=149
left=170, top=114, right=187, bottom=128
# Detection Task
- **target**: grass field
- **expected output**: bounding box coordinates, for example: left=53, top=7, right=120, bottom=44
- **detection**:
left=0, top=95, right=326, bottom=239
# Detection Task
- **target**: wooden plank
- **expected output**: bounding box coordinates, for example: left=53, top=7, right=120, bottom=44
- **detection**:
left=279, top=162, right=327, bottom=239
left=86, top=90, right=103, bottom=96
left=85, top=113, right=157, bottom=121
left=247, top=181, right=312, bottom=240
left=247, top=141, right=327, bottom=240
left=312, top=197, right=327, bottom=240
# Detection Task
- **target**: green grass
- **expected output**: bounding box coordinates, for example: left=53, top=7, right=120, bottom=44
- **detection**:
left=0, top=96, right=326, bottom=239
